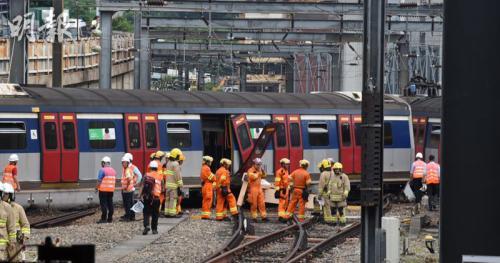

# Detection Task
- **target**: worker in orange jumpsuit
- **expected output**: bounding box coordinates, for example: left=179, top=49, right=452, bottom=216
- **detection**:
left=285, top=160, right=312, bottom=222
left=274, top=158, right=290, bottom=222
left=200, top=156, right=215, bottom=219
left=247, top=158, right=268, bottom=222
left=216, top=158, right=239, bottom=221
left=176, top=154, right=186, bottom=215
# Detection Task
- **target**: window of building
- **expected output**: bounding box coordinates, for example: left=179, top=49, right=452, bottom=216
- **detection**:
left=289, top=123, right=301, bottom=147
left=384, top=122, right=393, bottom=146
left=0, top=122, right=26, bottom=150
left=308, top=122, right=329, bottom=146
left=341, top=122, right=351, bottom=146
left=167, top=123, right=192, bottom=148
left=44, top=122, right=58, bottom=150
left=145, top=123, right=158, bottom=148
left=275, top=123, right=287, bottom=147
left=128, top=123, right=141, bottom=149
left=88, top=121, right=116, bottom=149
left=236, top=123, right=251, bottom=151
left=62, top=122, right=76, bottom=149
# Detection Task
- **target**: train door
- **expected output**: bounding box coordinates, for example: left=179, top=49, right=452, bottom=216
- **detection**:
left=231, top=114, right=255, bottom=162
left=272, top=115, right=288, bottom=172
left=338, top=115, right=354, bottom=174
left=352, top=115, right=362, bottom=174
left=40, top=113, right=61, bottom=182
left=413, top=117, right=427, bottom=155
left=124, top=114, right=144, bottom=171
left=142, top=114, right=159, bottom=171
left=59, top=113, right=79, bottom=182
left=425, top=119, right=441, bottom=162
left=287, top=115, right=303, bottom=171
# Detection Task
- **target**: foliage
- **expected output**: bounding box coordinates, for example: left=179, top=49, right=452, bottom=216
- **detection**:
left=63, top=0, right=97, bottom=24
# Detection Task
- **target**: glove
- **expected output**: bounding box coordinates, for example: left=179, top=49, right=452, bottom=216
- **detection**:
left=221, top=186, right=229, bottom=197
left=343, top=190, right=349, bottom=199
left=274, top=190, right=280, bottom=199
left=302, top=189, right=310, bottom=201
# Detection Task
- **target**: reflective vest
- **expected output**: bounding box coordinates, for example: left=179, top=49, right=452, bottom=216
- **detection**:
left=426, top=162, right=440, bottom=185
left=412, top=160, right=426, bottom=179
left=2, top=164, right=17, bottom=189
left=99, top=167, right=116, bottom=192
left=121, top=166, right=135, bottom=192
left=147, top=172, right=163, bottom=198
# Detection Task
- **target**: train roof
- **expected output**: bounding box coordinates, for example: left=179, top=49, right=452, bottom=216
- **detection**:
left=406, top=96, right=442, bottom=118
left=0, top=86, right=410, bottom=115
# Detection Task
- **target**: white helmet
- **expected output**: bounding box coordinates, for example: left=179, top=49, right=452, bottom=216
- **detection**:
left=121, top=156, right=130, bottom=163
left=124, top=153, right=133, bottom=162
left=416, top=152, right=423, bottom=159
left=149, top=161, right=158, bottom=169
left=253, top=158, right=262, bottom=165
left=101, top=156, right=111, bottom=163
left=3, top=183, right=14, bottom=194
left=8, top=154, right=18, bottom=162
left=0, top=182, right=5, bottom=192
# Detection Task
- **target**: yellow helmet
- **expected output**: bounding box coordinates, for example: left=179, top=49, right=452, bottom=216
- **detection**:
left=154, top=151, right=165, bottom=158
left=170, top=148, right=183, bottom=159
left=202, top=156, right=213, bottom=163
left=179, top=154, right=185, bottom=161
left=333, top=162, right=343, bottom=170
left=150, top=153, right=156, bottom=160
left=220, top=158, right=232, bottom=166
left=280, top=158, right=290, bottom=164
left=319, top=159, right=331, bottom=169
left=299, top=159, right=310, bottom=167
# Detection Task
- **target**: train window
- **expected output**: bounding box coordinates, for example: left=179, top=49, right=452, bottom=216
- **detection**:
left=308, top=123, right=329, bottom=146
left=44, top=122, right=58, bottom=150
left=88, top=121, right=116, bottom=149
left=354, top=123, right=361, bottom=146
left=0, top=122, right=26, bottom=150
left=341, top=122, right=351, bottom=146
left=384, top=122, right=393, bottom=146
left=417, top=125, right=425, bottom=145
left=276, top=123, right=287, bottom=147
left=236, top=124, right=251, bottom=151
left=62, top=123, right=76, bottom=149
left=289, top=123, right=301, bottom=147
left=167, top=123, right=192, bottom=148
left=249, top=121, right=265, bottom=142
left=145, top=123, right=157, bottom=148
left=128, top=123, right=141, bottom=149
left=428, top=124, right=441, bottom=148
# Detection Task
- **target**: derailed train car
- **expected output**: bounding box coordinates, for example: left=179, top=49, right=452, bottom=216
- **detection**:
left=0, top=85, right=414, bottom=207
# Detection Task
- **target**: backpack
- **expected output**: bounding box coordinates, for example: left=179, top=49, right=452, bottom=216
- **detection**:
left=142, top=175, right=156, bottom=201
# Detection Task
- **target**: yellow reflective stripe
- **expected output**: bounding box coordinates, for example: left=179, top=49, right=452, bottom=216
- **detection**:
left=208, top=174, right=214, bottom=180
left=215, top=213, right=225, bottom=216
left=8, top=233, right=16, bottom=238
left=177, top=180, right=183, bottom=185
left=220, top=176, right=226, bottom=181
left=0, top=224, right=5, bottom=227
left=165, top=182, right=178, bottom=189
left=21, top=228, right=30, bottom=234
left=0, top=239, right=8, bottom=245
left=229, top=207, right=238, bottom=212
left=201, top=211, right=211, bottom=216
left=275, top=177, right=281, bottom=182
left=165, top=170, right=175, bottom=175
left=0, top=219, right=7, bottom=223
left=15, top=223, right=20, bottom=227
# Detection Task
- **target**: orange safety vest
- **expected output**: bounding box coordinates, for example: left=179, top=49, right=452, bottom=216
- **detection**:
left=147, top=171, right=163, bottom=198
left=412, top=160, right=426, bottom=179
left=426, top=162, right=440, bottom=185
left=99, top=167, right=116, bottom=192
left=121, top=166, right=135, bottom=192
left=2, top=164, right=17, bottom=189
left=289, top=168, right=311, bottom=189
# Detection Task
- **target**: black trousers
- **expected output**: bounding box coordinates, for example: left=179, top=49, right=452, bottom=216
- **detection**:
left=99, top=191, right=114, bottom=221
left=143, top=198, right=160, bottom=231
left=410, top=178, right=423, bottom=203
left=427, top=184, right=440, bottom=210
left=122, top=191, right=135, bottom=220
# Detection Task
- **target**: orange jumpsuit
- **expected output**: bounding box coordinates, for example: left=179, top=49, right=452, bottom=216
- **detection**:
left=247, top=166, right=267, bottom=219
left=285, top=168, right=311, bottom=222
left=216, top=166, right=238, bottom=220
left=200, top=164, right=215, bottom=219
left=275, top=167, right=290, bottom=219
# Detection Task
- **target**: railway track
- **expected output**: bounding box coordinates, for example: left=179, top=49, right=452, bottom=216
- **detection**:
left=31, top=209, right=95, bottom=229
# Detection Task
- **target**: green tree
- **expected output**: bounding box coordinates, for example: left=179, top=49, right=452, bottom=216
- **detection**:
left=64, top=0, right=97, bottom=24
left=112, top=16, right=133, bottom=32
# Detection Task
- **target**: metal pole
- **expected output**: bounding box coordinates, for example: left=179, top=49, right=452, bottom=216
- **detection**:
left=239, top=63, right=246, bottom=92
left=8, top=0, right=27, bottom=85
left=360, top=0, right=385, bottom=262
left=133, top=11, right=141, bottom=90
left=99, top=11, right=113, bottom=89
left=397, top=37, right=409, bottom=94
left=139, top=17, right=150, bottom=90
left=52, top=0, right=64, bottom=88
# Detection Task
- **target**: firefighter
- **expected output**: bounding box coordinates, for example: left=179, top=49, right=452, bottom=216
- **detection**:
left=200, top=156, right=215, bottom=219
left=425, top=155, right=440, bottom=211
left=329, top=162, right=350, bottom=226
left=317, top=159, right=334, bottom=224
left=2, top=154, right=20, bottom=192
left=3, top=183, right=29, bottom=261
left=247, top=158, right=268, bottom=222
left=164, top=148, right=183, bottom=217
left=410, top=152, right=427, bottom=212
left=215, top=158, right=238, bottom=221
left=96, top=156, right=116, bottom=223
left=285, top=160, right=312, bottom=222
left=274, top=158, right=290, bottom=222
left=0, top=183, right=16, bottom=262
left=176, top=154, right=186, bottom=215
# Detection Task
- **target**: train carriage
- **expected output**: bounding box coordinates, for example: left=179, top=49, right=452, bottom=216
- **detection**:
left=0, top=84, right=414, bottom=207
